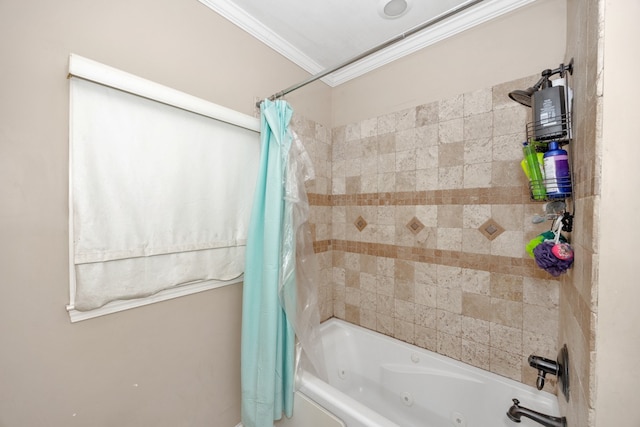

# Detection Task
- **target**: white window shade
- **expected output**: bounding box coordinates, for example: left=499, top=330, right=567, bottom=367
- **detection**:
left=68, top=55, right=260, bottom=321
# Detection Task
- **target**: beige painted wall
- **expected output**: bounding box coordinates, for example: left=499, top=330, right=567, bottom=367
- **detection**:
left=596, top=0, right=640, bottom=425
left=331, top=0, right=567, bottom=127
left=0, top=1, right=330, bottom=426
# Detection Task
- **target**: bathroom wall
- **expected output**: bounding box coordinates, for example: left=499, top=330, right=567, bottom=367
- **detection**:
left=562, top=0, right=640, bottom=426
left=558, top=0, right=600, bottom=424
left=0, top=1, right=331, bottom=426
left=327, top=77, right=564, bottom=387
left=294, top=0, right=568, bottom=390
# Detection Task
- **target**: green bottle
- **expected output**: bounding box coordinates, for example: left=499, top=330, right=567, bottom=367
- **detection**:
left=522, top=142, right=546, bottom=200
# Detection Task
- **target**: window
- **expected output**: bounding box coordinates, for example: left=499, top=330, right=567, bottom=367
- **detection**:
left=67, top=55, right=260, bottom=322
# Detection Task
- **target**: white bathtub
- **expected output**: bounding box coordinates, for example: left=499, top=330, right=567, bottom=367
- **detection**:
left=297, top=318, right=561, bottom=427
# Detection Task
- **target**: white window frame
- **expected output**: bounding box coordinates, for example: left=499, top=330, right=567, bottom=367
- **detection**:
left=66, top=54, right=260, bottom=322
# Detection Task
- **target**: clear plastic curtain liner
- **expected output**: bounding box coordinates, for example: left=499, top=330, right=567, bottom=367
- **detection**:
left=279, top=130, right=328, bottom=383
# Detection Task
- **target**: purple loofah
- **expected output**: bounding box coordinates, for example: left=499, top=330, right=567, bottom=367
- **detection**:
left=533, top=241, right=574, bottom=276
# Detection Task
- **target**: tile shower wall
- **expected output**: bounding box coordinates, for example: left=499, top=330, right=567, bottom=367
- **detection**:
left=289, top=115, right=334, bottom=323
left=294, top=76, right=565, bottom=390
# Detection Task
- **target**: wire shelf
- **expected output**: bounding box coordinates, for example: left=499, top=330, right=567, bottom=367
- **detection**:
left=528, top=175, right=572, bottom=201
left=526, top=112, right=572, bottom=145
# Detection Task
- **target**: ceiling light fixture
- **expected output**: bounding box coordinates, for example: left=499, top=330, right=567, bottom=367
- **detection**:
left=379, top=0, right=409, bottom=19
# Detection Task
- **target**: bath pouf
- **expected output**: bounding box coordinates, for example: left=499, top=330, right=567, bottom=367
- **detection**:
left=525, top=231, right=565, bottom=258
left=533, top=241, right=574, bottom=277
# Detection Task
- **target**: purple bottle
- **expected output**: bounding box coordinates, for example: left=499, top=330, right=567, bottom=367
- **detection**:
left=543, top=141, right=572, bottom=198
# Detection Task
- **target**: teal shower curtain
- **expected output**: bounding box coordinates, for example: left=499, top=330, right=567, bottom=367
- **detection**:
left=241, top=99, right=296, bottom=427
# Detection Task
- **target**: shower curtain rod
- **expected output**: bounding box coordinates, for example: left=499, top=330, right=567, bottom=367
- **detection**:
left=256, top=0, right=485, bottom=108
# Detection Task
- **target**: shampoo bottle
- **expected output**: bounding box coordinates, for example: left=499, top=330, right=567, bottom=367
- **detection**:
left=543, top=141, right=572, bottom=198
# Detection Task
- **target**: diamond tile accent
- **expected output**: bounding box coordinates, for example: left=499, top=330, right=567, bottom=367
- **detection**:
left=406, top=216, right=425, bottom=235
left=478, top=218, right=505, bottom=241
left=354, top=216, right=368, bottom=232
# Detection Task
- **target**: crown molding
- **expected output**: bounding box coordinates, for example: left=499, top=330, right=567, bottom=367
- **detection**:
left=200, top=0, right=535, bottom=87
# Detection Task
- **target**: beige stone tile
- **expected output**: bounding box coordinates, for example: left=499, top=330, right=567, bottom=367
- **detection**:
left=439, top=94, right=464, bottom=121
left=396, top=128, right=417, bottom=151
left=490, top=298, right=523, bottom=328
left=490, top=348, right=521, bottom=381
left=493, top=134, right=523, bottom=162
left=377, top=257, right=395, bottom=277
left=345, top=139, right=364, bottom=159
left=394, top=319, right=415, bottom=344
left=437, top=287, right=462, bottom=314
left=345, top=176, right=361, bottom=193
left=345, top=287, right=361, bottom=306
left=462, top=228, right=491, bottom=254
left=438, top=166, right=463, bottom=189
left=436, top=227, right=462, bottom=251
left=416, top=101, right=439, bottom=126
left=461, top=268, right=491, bottom=295
left=415, top=325, right=437, bottom=351
left=490, top=322, right=523, bottom=354
left=523, top=277, right=560, bottom=308
left=463, top=204, right=491, bottom=229
left=345, top=122, right=361, bottom=141
left=376, top=275, right=394, bottom=296
left=490, top=230, right=524, bottom=258
left=395, top=279, right=415, bottom=302
left=344, top=252, right=360, bottom=271
left=378, top=132, right=396, bottom=152
left=464, top=162, right=492, bottom=188
left=522, top=330, right=557, bottom=359
left=437, top=265, right=463, bottom=289
left=360, top=309, right=377, bottom=331
left=464, top=87, right=493, bottom=116
left=464, top=137, right=493, bottom=164
left=377, top=152, right=396, bottom=173
left=396, top=149, right=416, bottom=171
left=395, top=299, right=415, bottom=323
left=361, top=117, right=377, bottom=138
left=438, top=205, right=463, bottom=228
left=415, top=304, right=437, bottom=329
left=462, top=340, right=490, bottom=370
left=439, top=118, right=464, bottom=144
left=416, top=145, right=439, bottom=169
left=463, top=292, right=492, bottom=321
left=416, top=205, right=438, bottom=228
left=376, top=313, right=394, bottom=336
left=360, top=290, right=377, bottom=311
left=396, top=171, right=416, bottom=191
left=396, top=107, right=417, bottom=131
left=493, top=106, right=528, bottom=137
left=491, top=160, right=525, bottom=188
left=415, top=262, right=437, bottom=285
left=437, top=331, right=462, bottom=360
left=492, top=204, right=525, bottom=231
left=415, top=282, right=437, bottom=308
left=416, top=168, right=438, bottom=191
left=377, top=113, right=396, bottom=135
left=376, top=294, right=394, bottom=316
left=437, top=309, right=461, bottom=336
left=523, top=304, right=558, bottom=338
left=461, top=316, right=491, bottom=344
left=439, top=142, right=464, bottom=167
left=415, top=123, right=439, bottom=146
left=464, top=112, right=493, bottom=140
left=345, top=269, right=360, bottom=288
left=395, top=259, right=415, bottom=280
left=491, top=273, right=523, bottom=301
left=377, top=172, right=396, bottom=192
left=332, top=176, right=346, bottom=194
left=332, top=267, right=345, bottom=286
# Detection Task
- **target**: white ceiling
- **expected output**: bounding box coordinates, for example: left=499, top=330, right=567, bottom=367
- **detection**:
left=199, top=0, right=535, bottom=87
